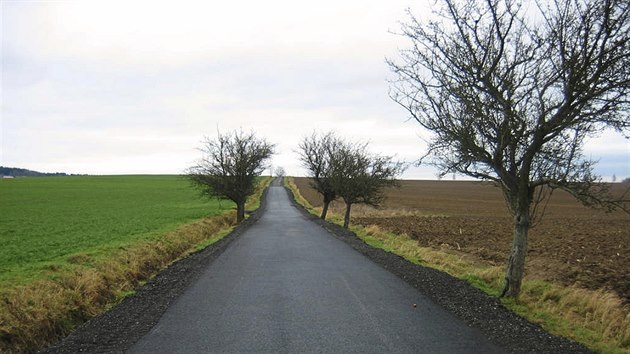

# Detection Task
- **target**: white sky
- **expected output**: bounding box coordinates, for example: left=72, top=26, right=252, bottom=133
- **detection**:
left=1, top=0, right=628, bottom=180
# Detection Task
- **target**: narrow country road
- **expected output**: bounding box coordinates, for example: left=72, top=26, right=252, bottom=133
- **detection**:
left=128, top=180, right=502, bottom=353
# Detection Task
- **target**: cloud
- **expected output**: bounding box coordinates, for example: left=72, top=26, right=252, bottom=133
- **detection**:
left=2, top=0, right=627, bottom=180
left=583, top=130, right=629, bottom=155
left=5, top=0, right=411, bottom=68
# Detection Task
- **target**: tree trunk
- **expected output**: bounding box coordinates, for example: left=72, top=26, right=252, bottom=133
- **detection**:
left=343, top=203, right=352, bottom=229
left=501, top=205, right=530, bottom=298
left=236, top=202, right=245, bottom=223
left=320, top=200, right=330, bottom=220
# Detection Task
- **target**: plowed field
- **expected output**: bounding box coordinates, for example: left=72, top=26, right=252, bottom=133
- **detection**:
left=293, top=178, right=630, bottom=302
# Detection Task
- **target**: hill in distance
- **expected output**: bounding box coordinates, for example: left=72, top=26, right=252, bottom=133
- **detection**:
left=0, top=166, right=73, bottom=177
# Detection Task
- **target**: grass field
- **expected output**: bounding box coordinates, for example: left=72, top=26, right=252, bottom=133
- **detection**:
left=0, top=175, right=233, bottom=287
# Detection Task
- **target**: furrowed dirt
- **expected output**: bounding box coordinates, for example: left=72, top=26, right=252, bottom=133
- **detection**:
left=293, top=178, right=630, bottom=302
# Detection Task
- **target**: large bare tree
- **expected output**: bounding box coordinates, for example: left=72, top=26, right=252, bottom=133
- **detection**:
left=188, top=130, right=275, bottom=223
left=388, top=0, right=630, bottom=297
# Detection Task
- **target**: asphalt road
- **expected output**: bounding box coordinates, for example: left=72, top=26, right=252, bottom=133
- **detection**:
left=128, top=182, right=503, bottom=353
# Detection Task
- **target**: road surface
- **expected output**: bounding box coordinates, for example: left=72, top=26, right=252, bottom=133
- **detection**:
left=128, top=181, right=502, bottom=353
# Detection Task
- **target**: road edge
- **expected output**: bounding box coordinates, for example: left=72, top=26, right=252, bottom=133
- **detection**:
left=283, top=183, right=593, bottom=354
left=43, top=184, right=271, bottom=354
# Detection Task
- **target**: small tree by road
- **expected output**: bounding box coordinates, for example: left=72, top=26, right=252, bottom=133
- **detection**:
left=297, top=132, right=342, bottom=220
left=388, top=0, right=630, bottom=297
left=188, top=130, right=275, bottom=223
left=329, top=141, right=404, bottom=229
left=298, top=132, right=403, bottom=225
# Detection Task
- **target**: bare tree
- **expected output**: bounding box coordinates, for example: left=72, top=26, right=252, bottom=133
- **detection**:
left=388, top=0, right=630, bottom=297
left=274, top=166, right=286, bottom=177
left=297, top=132, right=342, bottom=220
left=188, top=130, right=275, bottom=223
left=329, top=142, right=404, bottom=228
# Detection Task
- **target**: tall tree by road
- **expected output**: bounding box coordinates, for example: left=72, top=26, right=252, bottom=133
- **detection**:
left=388, top=0, right=630, bottom=297
left=188, top=130, right=275, bottom=223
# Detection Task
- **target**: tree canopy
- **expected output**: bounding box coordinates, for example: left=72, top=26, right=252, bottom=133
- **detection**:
left=298, top=132, right=403, bottom=227
left=329, top=141, right=404, bottom=228
left=297, top=132, right=342, bottom=219
left=188, top=130, right=275, bottom=223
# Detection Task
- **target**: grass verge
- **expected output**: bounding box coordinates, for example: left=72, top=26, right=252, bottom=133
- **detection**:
left=0, top=176, right=271, bottom=354
left=285, top=177, right=630, bottom=354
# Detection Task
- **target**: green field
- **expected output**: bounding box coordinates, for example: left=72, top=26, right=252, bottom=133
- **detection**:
left=0, top=175, right=234, bottom=286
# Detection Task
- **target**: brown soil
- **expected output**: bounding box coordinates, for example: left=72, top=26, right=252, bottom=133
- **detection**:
left=293, top=178, right=630, bottom=301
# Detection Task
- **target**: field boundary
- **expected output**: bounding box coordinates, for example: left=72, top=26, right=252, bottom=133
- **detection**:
left=288, top=177, right=630, bottom=353
left=42, top=178, right=272, bottom=354
left=1, top=177, right=272, bottom=354
left=284, top=177, right=593, bottom=353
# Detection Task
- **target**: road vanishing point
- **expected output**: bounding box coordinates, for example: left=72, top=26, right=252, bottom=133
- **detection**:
left=128, top=180, right=502, bottom=353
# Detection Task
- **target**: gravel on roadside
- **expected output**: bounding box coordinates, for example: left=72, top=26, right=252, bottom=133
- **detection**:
left=283, top=185, right=592, bottom=354
left=42, top=188, right=269, bottom=354
left=44, top=181, right=592, bottom=353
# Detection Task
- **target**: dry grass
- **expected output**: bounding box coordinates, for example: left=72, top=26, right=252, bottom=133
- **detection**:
left=513, top=282, right=630, bottom=354
left=285, top=177, right=315, bottom=210
left=0, top=177, right=271, bottom=354
left=357, top=224, right=630, bottom=353
left=286, top=177, right=630, bottom=354
left=0, top=213, right=235, bottom=353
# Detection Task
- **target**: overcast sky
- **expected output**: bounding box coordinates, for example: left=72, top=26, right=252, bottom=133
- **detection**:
left=1, top=0, right=628, bottom=180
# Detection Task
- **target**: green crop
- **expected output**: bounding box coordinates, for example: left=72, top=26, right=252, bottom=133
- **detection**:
left=0, top=175, right=233, bottom=285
